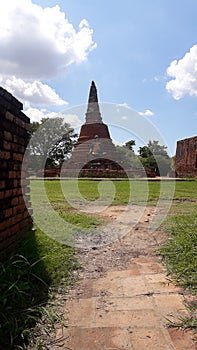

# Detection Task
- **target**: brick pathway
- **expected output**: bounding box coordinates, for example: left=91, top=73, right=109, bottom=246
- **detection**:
left=54, top=256, right=196, bottom=350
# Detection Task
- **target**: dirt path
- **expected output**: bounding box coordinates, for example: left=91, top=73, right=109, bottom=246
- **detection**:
left=43, top=206, right=196, bottom=350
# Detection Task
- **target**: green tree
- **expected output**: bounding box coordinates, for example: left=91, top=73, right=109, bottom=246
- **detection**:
left=138, top=140, right=171, bottom=176
left=29, top=117, right=77, bottom=172
left=139, top=140, right=169, bottom=158
left=116, top=141, right=141, bottom=169
left=125, top=139, right=136, bottom=151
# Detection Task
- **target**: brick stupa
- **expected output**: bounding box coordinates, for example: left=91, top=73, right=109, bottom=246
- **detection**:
left=62, top=81, right=125, bottom=177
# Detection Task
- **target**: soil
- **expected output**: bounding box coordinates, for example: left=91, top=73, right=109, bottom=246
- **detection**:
left=72, top=205, right=167, bottom=280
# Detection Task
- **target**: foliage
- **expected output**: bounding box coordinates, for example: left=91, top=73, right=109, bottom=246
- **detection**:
left=29, top=117, right=77, bottom=171
left=115, top=141, right=141, bottom=169
left=125, top=139, right=136, bottom=151
left=0, top=229, right=78, bottom=349
left=160, top=215, right=197, bottom=291
left=138, top=140, right=169, bottom=158
left=159, top=214, right=197, bottom=331
left=0, top=253, right=46, bottom=349
left=138, top=140, right=171, bottom=176
left=115, top=140, right=171, bottom=175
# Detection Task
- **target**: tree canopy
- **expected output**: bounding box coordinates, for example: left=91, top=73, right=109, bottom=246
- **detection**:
left=29, top=117, right=77, bottom=172
left=138, top=140, right=169, bottom=158
left=116, top=139, right=172, bottom=176
left=138, top=140, right=171, bottom=176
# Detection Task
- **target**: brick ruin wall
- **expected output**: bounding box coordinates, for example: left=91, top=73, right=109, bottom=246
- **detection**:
left=0, top=87, right=32, bottom=260
left=175, top=136, right=197, bottom=177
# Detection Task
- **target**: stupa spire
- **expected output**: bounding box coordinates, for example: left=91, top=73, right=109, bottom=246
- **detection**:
left=88, top=81, right=98, bottom=103
left=85, top=81, right=102, bottom=123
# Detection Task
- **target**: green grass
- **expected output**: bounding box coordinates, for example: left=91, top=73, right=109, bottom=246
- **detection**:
left=158, top=181, right=197, bottom=331
left=31, top=178, right=197, bottom=206
left=0, top=229, right=78, bottom=349
left=159, top=213, right=197, bottom=332
left=160, top=215, right=197, bottom=291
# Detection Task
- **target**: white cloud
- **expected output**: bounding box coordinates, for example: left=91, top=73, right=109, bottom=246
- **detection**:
left=166, top=45, right=197, bottom=99
left=25, top=107, right=57, bottom=122
left=121, top=116, right=128, bottom=120
left=0, top=0, right=96, bottom=79
left=138, top=109, right=154, bottom=117
left=117, top=103, right=154, bottom=117
left=25, top=107, right=82, bottom=128
left=1, top=76, right=67, bottom=106
left=117, top=103, right=130, bottom=109
left=59, top=113, right=82, bottom=128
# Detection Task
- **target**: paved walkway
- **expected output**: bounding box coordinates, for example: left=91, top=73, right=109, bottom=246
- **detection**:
left=54, top=255, right=196, bottom=350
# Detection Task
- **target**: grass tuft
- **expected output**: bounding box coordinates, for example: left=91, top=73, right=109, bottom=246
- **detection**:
left=0, top=229, right=79, bottom=349
left=160, top=215, right=197, bottom=292
left=159, top=214, right=197, bottom=331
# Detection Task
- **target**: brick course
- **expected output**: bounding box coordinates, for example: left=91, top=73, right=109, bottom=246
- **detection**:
left=175, top=136, right=197, bottom=177
left=0, top=87, right=32, bottom=260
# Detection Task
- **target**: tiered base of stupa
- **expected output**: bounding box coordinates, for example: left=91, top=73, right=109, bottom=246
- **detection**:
left=61, top=137, right=128, bottom=177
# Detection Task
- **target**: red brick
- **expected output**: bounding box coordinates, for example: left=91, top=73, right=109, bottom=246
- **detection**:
left=3, top=140, right=11, bottom=150
left=4, top=190, right=13, bottom=198
left=13, top=188, right=22, bottom=196
left=0, top=191, right=4, bottom=199
left=13, top=153, right=23, bottom=162
left=0, top=181, right=5, bottom=189
left=5, top=111, right=14, bottom=122
left=66, top=327, right=130, bottom=350
left=168, top=328, right=196, bottom=350
left=4, top=208, right=13, bottom=218
left=15, top=117, right=26, bottom=129
left=129, top=328, right=172, bottom=350
left=0, top=151, right=11, bottom=159
left=8, top=171, right=17, bottom=178
left=11, top=197, right=19, bottom=206
left=13, top=135, right=25, bottom=145
left=175, top=136, right=197, bottom=177
left=4, top=131, right=12, bottom=141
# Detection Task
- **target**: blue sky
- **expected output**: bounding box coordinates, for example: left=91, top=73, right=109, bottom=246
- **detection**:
left=1, top=0, right=197, bottom=155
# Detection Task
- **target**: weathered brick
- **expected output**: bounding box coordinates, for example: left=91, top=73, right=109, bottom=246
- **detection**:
left=4, top=130, right=12, bottom=141
left=0, top=87, right=32, bottom=260
left=175, top=136, right=197, bottom=177
left=4, top=208, right=13, bottom=218
left=13, top=135, right=25, bottom=145
left=11, top=197, right=19, bottom=206
left=0, top=151, right=11, bottom=159
left=12, top=188, right=22, bottom=196
left=0, top=180, right=5, bottom=189
left=3, top=140, right=11, bottom=150
left=13, top=153, right=23, bottom=162
left=5, top=111, right=14, bottom=122
left=8, top=171, right=17, bottom=179
left=4, top=189, right=13, bottom=198
left=0, top=191, right=4, bottom=200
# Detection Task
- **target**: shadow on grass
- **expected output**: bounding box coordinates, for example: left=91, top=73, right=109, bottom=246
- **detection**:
left=0, top=228, right=78, bottom=349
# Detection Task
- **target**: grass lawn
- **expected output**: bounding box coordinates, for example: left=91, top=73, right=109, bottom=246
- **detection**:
left=32, top=178, right=197, bottom=206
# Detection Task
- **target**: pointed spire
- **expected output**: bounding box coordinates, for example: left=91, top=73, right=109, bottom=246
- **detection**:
left=88, top=81, right=98, bottom=103
left=85, top=81, right=102, bottom=124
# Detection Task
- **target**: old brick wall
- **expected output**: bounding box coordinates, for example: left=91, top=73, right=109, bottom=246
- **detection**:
left=0, top=87, right=32, bottom=260
left=175, top=136, right=197, bottom=177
